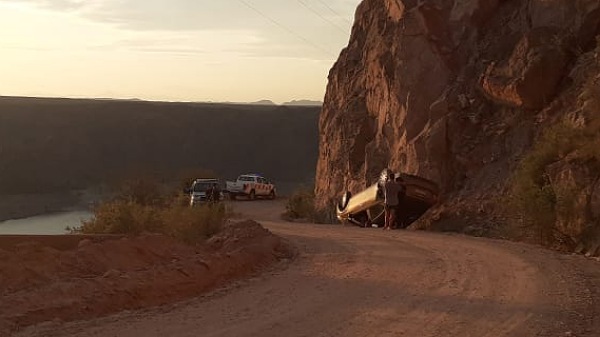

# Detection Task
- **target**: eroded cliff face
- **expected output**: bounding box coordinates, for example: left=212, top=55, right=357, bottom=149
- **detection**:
left=316, top=0, right=600, bottom=251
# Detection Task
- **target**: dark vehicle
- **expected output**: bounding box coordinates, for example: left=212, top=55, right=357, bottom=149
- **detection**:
left=187, top=178, right=224, bottom=206
left=336, top=169, right=439, bottom=228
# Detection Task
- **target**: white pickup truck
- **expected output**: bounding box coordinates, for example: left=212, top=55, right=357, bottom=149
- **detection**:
left=226, top=174, right=276, bottom=200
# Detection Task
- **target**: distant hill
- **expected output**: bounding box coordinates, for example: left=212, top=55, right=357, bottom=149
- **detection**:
left=0, top=96, right=320, bottom=195
left=283, top=100, right=323, bottom=106
left=250, top=100, right=277, bottom=106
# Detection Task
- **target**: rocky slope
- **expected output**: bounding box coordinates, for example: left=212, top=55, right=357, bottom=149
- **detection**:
left=316, top=0, right=600, bottom=252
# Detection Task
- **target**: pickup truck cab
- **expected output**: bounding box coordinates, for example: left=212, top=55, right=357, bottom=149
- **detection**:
left=226, top=174, right=276, bottom=200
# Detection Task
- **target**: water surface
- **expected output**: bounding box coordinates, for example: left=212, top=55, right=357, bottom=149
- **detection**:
left=0, top=211, right=92, bottom=235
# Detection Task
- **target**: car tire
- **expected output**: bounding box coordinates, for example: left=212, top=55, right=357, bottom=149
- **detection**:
left=268, top=190, right=275, bottom=200
left=337, top=191, right=352, bottom=212
left=249, top=190, right=256, bottom=200
left=230, top=193, right=237, bottom=201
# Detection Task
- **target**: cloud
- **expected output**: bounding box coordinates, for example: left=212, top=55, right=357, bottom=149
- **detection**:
left=0, top=0, right=86, bottom=10
left=0, top=0, right=360, bottom=60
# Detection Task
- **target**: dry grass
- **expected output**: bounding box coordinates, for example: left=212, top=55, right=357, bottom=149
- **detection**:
left=76, top=179, right=226, bottom=244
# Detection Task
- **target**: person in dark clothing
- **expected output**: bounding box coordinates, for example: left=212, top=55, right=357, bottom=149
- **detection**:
left=211, top=183, right=221, bottom=203
left=383, top=173, right=403, bottom=230
left=206, top=184, right=215, bottom=203
left=392, top=176, right=406, bottom=229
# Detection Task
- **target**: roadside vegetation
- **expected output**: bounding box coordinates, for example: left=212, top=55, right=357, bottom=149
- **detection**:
left=282, top=186, right=333, bottom=224
left=507, top=117, right=600, bottom=246
left=75, top=177, right=227, bottom=244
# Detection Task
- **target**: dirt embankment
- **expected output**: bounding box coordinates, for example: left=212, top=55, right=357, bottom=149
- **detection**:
left=0, top=220, right=294, bottom=336
left=14, top=221, right=600, bottom=337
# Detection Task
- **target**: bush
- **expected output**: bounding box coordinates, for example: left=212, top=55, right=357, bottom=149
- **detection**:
left=161, top=202, right=226, bottom=244
left=77, top=179, right=227, bottom=244
left=507, top=118, right=600, bottom=245
left=284, top=188, right=315, bottom=219
left=282, top=187, right=333, bottom=224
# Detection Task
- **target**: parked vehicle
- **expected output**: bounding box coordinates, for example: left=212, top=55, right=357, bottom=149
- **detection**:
left=225, top=174, right=276, bottom=200
left=186, top=178, right=224, bottom=206
left=336, top=169, right=439, bottom=228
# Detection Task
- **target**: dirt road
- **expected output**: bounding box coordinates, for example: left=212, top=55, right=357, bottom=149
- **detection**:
left=18, top=200, right=600, bottom=337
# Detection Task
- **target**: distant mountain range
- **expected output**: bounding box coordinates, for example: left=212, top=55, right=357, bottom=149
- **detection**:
left=0, top=95, right=323, bottom=107
left=283, top=100, right=323, bottom=106
left=93, top=97, right=323, bottom=107
left=250, top=99, right=323, bottom=106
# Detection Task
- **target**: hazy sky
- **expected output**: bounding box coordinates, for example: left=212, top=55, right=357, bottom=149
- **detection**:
left=0, top=0, right=361, bottom=103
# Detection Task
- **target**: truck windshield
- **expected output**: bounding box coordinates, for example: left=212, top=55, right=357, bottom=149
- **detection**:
left=192, top=182, right=216, bottom=192
left=238, top=176, right=255, bottom=181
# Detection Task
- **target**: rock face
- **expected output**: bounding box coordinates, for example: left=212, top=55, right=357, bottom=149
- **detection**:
left=316, top=0, right=600, bottom=251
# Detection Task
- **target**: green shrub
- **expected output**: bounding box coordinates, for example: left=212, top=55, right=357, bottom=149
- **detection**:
left=507, top=118, right=600, bottom=245
left=283, top=187, right=333, bottom=224
left=77, top=179, right=227, bottom=244
left=284, top=188, right=315, bottom=219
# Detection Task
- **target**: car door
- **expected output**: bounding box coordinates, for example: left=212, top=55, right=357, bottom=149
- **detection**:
left=256, top=177, right=266, bottom=195
left=263, top=178, right=273, bottom=194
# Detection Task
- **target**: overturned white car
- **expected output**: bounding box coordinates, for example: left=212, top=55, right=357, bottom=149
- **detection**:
left=336, top=169, right=439, bottom=228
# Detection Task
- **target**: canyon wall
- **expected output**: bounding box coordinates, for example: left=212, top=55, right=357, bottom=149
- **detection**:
left=316, top=0, right=600, bottom=251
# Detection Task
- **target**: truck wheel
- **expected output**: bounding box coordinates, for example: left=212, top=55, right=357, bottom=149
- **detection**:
left=268, top=190, right=275, bottom=200
left=249, top=190, right=256, bottom=200
left=230, top=193, right=237, bottom=201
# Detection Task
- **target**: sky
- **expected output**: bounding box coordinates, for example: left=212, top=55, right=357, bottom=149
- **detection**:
left=0, top=0, right=361, bottom=104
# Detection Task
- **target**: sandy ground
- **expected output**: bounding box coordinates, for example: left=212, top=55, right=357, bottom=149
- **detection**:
left=1, top=216, right=292, bottom=336
left=13, top=199, right=600, bottom=337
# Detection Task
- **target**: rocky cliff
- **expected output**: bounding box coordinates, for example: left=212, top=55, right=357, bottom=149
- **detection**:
left=316, top=0, right=600, bottom=252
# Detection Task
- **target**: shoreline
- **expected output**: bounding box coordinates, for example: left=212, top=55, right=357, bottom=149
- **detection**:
left=0, top=190, right=100, bottom=222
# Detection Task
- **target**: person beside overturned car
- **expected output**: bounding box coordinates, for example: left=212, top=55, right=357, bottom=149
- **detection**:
left=383, top=173, right=406, bottom=230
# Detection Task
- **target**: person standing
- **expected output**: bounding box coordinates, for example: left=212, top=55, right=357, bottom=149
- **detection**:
left=211, top=183, right=221, bottom=203
left=383, top=173, right=403, bottom=230
left=206, top=184, right=215, bottom=203
left=393, top=176, right=406, bottom=229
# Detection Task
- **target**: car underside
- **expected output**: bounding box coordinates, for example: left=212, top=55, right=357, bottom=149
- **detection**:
left=336, top=171, right=439, bottom=228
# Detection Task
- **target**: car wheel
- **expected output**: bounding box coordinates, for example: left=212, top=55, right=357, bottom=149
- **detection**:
left=268, top=190, right=275, bottom=200
left=230, top=193, right=237, bottom=201
left=249, top=190, right=256, bottom=200
left=337, top=191, right=352, bottom=212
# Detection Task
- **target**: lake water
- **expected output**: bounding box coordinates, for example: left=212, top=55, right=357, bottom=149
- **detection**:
left=0, top=211, right=93, bottom=235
